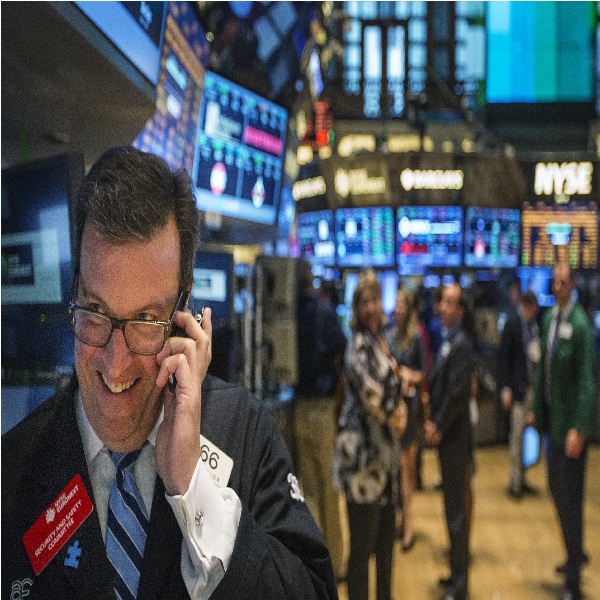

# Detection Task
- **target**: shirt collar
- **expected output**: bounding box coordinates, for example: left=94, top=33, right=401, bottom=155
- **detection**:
left=76, top=389, right=163, bottom=463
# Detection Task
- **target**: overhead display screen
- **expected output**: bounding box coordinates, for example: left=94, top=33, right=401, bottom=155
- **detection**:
left=397, top=206, right=463, bottom=270
left=134, top=1, right=209, bottom=172
left=297, top=210, right=335, bottom=266
left=192, top=71, right=288, bottom=225
left=335, top=207, right=395, bottom=268
left=486, top=1, right=594, bottom=103
left=521, top=202, right=598, bottom=269
left=75, top=1, right=167, bottom=85
left=464, top=207, right=521, bottom=268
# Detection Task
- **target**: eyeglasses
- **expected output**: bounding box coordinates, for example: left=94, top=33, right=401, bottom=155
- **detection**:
left=69, top=289, right=186, bottom=356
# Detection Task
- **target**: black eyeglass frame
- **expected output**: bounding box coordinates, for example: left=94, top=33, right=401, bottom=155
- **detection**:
left=68, top=288, right=187, bottom=356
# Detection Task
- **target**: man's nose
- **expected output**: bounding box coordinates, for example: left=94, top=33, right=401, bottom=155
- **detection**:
left=103, top=327, right=134, bottom=369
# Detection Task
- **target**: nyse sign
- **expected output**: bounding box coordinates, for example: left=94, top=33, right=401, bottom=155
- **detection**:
left=534, top=162, right=593, bottom=197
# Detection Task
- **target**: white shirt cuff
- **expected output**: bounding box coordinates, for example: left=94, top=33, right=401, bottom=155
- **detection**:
left=166, top=457, right=242, bottom=598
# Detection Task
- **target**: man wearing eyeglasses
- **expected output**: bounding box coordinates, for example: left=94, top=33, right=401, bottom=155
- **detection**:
left=2, top=147, right=337, bottom=600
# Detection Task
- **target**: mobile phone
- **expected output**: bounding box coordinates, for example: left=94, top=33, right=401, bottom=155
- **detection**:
left=170, top=289, right=190, bottom=339
left=167, top=290, right=206, bottom=392
left=168, top=289, right=189, bottom=392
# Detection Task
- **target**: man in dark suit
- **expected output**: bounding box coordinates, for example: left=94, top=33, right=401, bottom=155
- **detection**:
left=425, top=282, right=475, bottom=600
left=532, top=263, right=595, bottom=600
left=2, top=147, right=337, bottom=600
left=498, top=290, right=539, bottom=498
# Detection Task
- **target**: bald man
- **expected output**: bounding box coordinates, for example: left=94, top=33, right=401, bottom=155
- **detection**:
left=532, top=263, right=595, bottom=600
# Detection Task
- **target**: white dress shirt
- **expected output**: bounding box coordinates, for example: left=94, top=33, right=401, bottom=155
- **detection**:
left=75, top=392, right=242, bottom=599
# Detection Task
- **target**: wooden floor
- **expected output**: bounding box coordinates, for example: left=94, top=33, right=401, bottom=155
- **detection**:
left=336, top=444, right=600, bottom=600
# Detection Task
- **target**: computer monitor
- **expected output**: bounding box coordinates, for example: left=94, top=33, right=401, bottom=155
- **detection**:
left=397, top=206, right=463, bottom=269
left=297, top=210, right=335, bottom=266
left=464, top=207, right=520, bottom=268
left=335, top=206, right=395, bottom=268
left=192, top=71, right=288, bottom=226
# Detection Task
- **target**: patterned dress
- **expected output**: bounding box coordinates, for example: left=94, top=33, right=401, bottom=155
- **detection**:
left=333, top=329, right=402, bottom=505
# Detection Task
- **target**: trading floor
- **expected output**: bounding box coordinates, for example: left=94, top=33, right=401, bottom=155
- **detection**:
left=336, top=445, right=600, bottom=600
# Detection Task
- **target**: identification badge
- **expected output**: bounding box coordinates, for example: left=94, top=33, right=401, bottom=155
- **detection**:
left=23, top=474, right=93, bottom=575
left=440, top=341, right=451, bottom=359
left=559, top=322, right=573, bottom=339
left=200, top=435, right=233, bottom=488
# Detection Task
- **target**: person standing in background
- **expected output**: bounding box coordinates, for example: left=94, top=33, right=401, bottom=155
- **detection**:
left=294, top=263, right=347, bottom=582
left=498, top=290, right=540, bottom=499
left=333, top=270, right=406, bottom=600
left=386, top=286, right=425, bottom=553
left=531, top=263, right=595, bottom=600
left=424, top=282, right=475, bottom=600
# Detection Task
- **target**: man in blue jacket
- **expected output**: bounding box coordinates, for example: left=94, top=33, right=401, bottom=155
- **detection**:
left=532, top=262, right=595, bottom=600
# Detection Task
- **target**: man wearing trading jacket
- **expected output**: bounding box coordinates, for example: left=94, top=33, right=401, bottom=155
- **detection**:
left=2, top=147, right=337, bottom=600
left=532, top=262, right=595, bottom=600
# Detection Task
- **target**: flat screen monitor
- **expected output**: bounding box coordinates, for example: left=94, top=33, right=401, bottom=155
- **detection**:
left=297, top=210, right=335, bottom=266
left=464, top=207, right=520, bottom=268
left=1, top=154, right=84, bottom=382
left=191, top=251, right=234, bottom=329
left=397, top=206, right=463, bottom=269
left=521, top=202, right=598, bottom=269
left=134, top=1, right=209, bottom=173
left=192, top=71, right=288, bottom=226
left=75, top=1, right=167, bottom=85
left=335, top=206, right=395, bottom=268
left=486, top=2, right=594, bottom=104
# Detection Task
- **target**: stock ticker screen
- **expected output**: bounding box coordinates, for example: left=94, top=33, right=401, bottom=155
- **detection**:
left=464, top=207, right=521, bottom=268
left=192, top=71, right=288, bottom=225
left=335, top=207, right=395, bottom=268
left=521, top=202, right=598, bottom=269
left=297, top=210, right=335, bottom=266
left=396, top=206, right=463, bottom=271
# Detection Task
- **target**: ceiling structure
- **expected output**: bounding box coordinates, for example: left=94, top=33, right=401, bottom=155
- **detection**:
left=1, top=2, right=597, bottom=175
left=1, top=2, right=157, bottom=171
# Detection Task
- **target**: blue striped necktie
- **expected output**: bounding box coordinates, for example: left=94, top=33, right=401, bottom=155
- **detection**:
left=106, top=448, right=149, bottom=600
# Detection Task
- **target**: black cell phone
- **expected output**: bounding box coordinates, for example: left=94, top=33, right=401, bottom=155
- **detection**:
left=170, top=289, right=189, bottom=339
left=167, top=290, right=206, bottom=392
left=168, top=289, right=189, bottom=393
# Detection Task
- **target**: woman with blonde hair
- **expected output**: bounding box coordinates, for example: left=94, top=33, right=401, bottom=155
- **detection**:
left=333, top=270, right=407, bottom=600
left=387, top=285, right=426, bottom=552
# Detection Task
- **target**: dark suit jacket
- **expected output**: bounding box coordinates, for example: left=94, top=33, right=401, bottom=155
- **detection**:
left=497, top=312, right=529, bottom=404
left=2, top=375, right=337, bottom=600
left=429, top=326, right=475, bottom=443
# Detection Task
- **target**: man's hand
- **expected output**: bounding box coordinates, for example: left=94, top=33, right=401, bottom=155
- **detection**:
left=388, top=400, right=407, bottom=437
left=424, top=419, right=441, bottom=446
left=500, top=387, right=513, bottom=411
left=155, top=307, right=212, bottom=496
left=565, top=428, right=585, bottom=459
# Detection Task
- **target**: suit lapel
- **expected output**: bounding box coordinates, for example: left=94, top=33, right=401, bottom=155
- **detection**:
left=27, top=381, right=113, bottom=599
